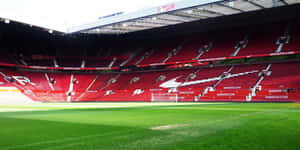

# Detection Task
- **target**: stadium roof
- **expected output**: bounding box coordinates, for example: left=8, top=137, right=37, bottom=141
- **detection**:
left=68, top=0, right=300, bottom=34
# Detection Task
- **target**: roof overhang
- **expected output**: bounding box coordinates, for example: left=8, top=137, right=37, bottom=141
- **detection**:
left=68, top=0, right=300, bottom=34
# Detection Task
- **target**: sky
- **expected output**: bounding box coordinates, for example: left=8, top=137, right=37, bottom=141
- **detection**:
left=0, top=0, right=181, bottom=32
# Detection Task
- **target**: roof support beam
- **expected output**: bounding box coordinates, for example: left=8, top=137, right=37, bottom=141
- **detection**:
left=189, top=8, right=219, bottom=18
left=197, top=8, right=225, bottom=16
left=169, top=13, right=198, bottom=21
left=128, top=24, right=156, bottom=28
left=103, top=27, right=136, bottom=32
left=156, top=17, right=184, bottom=24
left=136, top=20, right=169, bottom=26
left=172, top=11, right=207, bottom=19
left=245, top=0, right=265, bottom=9
left=280, top=0, right=289, bottom=5
left=159, top=14, right=193, bottom=22
left=217, top=3, right=245, bottom=12
left=87, top=29, right=129, bottom=34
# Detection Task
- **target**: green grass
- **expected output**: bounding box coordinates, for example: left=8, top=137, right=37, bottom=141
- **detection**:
left=0, top=102, right=300, bottom=150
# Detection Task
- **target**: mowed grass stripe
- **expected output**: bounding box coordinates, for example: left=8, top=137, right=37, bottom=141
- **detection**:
left=0, top=129, right=133, bottom=150
left=40, top=108, right=300, bottom=150
left=0, top=116, right=151, bottom=150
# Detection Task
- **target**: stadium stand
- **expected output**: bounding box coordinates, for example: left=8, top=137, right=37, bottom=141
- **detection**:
left=0, top=4, right=300, bottom=103
left=237, top=23, right=285, bottom=56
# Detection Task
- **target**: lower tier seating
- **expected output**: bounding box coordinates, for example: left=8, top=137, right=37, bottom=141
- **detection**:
left=0, top=61, right=299, bottom=102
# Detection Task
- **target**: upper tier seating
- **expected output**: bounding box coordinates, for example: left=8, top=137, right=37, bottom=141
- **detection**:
left=0, top=56, right=16, bottom=65
left=282, top=21, right=300, bottom=51
left=166, top=36, right=203, bottom=62
left=237, top=23, right=285, bottom=56
left=139, top=40, right=181, bottom=65
left=3, top=21, right=300, bottom=69
left=83, top=59, right=111, bottom=67
left=26, top=60, right=54, bottom=66
left=199, top=31, right=244, bottom=59
left=125, top=49, right=150, bottom=66
left=57, top=58, right=82, bottom=67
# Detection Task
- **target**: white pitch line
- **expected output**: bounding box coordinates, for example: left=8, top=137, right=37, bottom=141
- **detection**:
left=0, top=108, right=41, bottom=112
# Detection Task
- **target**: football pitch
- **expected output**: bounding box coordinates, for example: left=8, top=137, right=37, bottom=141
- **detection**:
left=0, top=102, right=300, bottom=150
